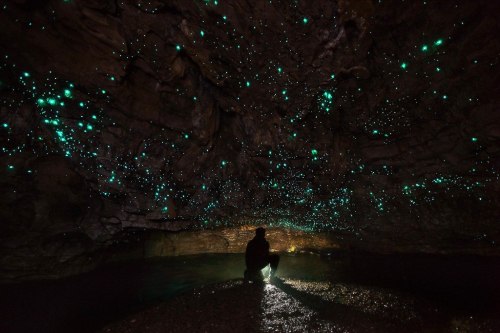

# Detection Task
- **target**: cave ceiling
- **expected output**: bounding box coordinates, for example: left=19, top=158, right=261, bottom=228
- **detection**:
left=0, top=0, right=499, bottom=245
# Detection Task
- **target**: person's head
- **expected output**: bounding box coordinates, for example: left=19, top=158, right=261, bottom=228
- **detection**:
left=255, top=227, right=266, bottom=239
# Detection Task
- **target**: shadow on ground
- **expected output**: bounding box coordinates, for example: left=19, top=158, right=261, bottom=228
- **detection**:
left=2, top=253, right=500, bottom=332
left=100, top=277, right=499, bottom=333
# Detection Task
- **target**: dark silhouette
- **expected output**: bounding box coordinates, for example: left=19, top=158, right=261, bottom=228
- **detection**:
left=244, top=227, right=280, bottom=282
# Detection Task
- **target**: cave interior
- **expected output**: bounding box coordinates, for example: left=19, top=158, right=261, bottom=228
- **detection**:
left=1, top=0, right=500, bottom=332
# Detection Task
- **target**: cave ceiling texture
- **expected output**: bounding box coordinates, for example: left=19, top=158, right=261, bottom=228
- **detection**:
left=1, top=0, right=500, bottom=278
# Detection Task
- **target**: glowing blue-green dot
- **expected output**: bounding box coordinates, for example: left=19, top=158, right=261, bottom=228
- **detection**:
left=246, top=81, right=251, bottom=87
left=79, top=102, right=85, bottom=107
left=23, top=72, right=30, bottom=77
left=56, top=130, right=66, bottom=141
left=37, top=98, right=45, bottom=106
left=372, top=129, right=379, bottom=135
left=433, top=178, right=443, bottom=184
left=471, top=137, right=478, bottom=142
left=64, top=89, right=72, bottom=97
left=282, top=89, right=287, bottom=95
left=436, top=67, right=441, bottom=72
left=87, top=124, right=93, bottom=130
left=92, top=115, right=97, bottom=120
left=442, top=95, right=448, bottom=100
left=109, top=76, right=115, bottom=81
left=401, top=62, right=408, bottom=69
left=78, top=122, right=84, bottom=127
left=330, top=73, right=335, bottom=79
left=101, top=89, right=106, bottom=94
left=202, top=184, right=207, bottom=190
left=292, top=132, right=297, bottom=137
left=277, top=67, right=282, bottom=73
left=200, top=30, right=205, bottom=37
left=176, top=45, right=182, bottom=51
left=311, top=149, right=318, bottom=156
left=184, top=134, right=189, bottom=139
left=421, top=45, right=428, bottom=52
left=434, top=39, right=443, bottom=46
left=221, top=160, right=227, bottom=167
left=161, top=207, right=168, bottom=213
left=59, top=102, right=65, bottom=106
left=47, top=98, right=57, bottom=105
left=8, top=165, right=14, bottom=170
left=2, top=123, right=8, bottom=128
left=302, top=17, right=308, bottom=24
left=222, top=15, right=227, bottom=21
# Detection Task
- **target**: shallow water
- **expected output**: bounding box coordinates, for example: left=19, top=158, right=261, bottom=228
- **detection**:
left=1, top=253, right=500, bottom=332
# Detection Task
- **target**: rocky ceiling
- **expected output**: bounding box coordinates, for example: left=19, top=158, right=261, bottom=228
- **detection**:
left=1, top=0, right=500, bottom=268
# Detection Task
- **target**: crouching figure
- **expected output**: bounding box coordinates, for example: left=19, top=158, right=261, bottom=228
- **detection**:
left=244, top=227, right=280, bottom=282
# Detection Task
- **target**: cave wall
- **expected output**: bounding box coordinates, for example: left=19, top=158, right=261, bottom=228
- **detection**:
left=1, top=0, right=500, bottom=279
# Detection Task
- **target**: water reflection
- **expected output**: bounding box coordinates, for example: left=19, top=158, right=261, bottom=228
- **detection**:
left=1, top=253, right=500, bottom=332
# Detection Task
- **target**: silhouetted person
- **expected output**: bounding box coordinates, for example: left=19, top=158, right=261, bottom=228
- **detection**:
left=244, top=227, right=280, bottom=282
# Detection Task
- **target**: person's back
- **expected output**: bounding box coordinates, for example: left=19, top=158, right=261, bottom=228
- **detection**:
left=244, top=227, right=280, bottom=282
left=245, top=234, right=269, bottom=270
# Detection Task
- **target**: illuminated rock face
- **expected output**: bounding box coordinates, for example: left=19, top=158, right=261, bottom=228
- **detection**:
left=142, top=227, right=340, bottom=258
left=0, top=0, right=500, bottom=278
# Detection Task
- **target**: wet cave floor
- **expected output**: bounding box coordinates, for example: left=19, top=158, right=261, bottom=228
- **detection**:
left=1, top=253, right=500, bottom=333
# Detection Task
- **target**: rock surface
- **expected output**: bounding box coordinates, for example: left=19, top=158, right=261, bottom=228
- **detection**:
left=0, top=0, right=499, bottom=279
left=99, top=279, right=499, bottom=333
